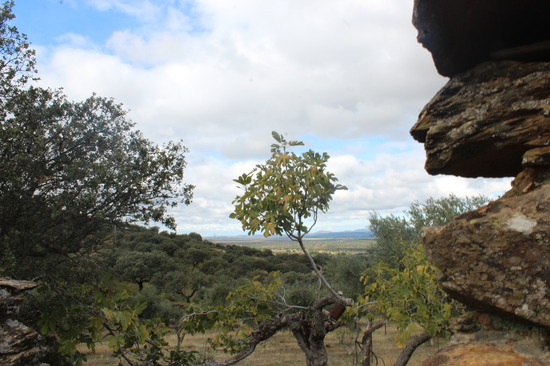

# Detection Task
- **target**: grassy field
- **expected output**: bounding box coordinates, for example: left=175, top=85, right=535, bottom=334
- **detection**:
left=81, top=238, right=439, bottom=365
left=210, top=237, right=376, bottom=254
left=81, top=323, right=442, bottom=365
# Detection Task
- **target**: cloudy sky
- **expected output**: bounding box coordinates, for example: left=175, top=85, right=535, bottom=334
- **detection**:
left=13, top=0, right=511, bottom=236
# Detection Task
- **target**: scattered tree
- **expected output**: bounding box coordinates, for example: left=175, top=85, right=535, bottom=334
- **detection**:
left=0, top=86, right=194, bottom=279
left=0, top=3, right=197, bottom=363
left=231, top=131, right=349, bottom=303
left=229, top=131, right=350, bottom=366
left=114, top=251, right=176, bottom=291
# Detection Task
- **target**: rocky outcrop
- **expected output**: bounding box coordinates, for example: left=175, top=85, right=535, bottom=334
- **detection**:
left=413, top=0, right=550, bottom=77
left=410, top=61, right=550, bottom=178
left=411, top=1, right=550, bottom=365
left=0, top=278, right=49, bottom=366
left=422, top=183, right=550, bottom=327
left=421, top=312, right=550, bottom=366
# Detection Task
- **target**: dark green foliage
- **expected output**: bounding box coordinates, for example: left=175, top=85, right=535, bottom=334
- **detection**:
left=323, top=254, right=367, bottom=299
left=280, top=271, right=320, bottom=306
left=114, top=250, right=177, bottom=291
left=0, top=8, right=194, bottom=274
left=0, top=4, right=201, bottom=363
left=129, top=286, right=182, bottom=321
left=0, top=0, right=36, bottom=100
left=200, top=256, right=230, bottom=275
left=104, top=225, right=331, bottom=309
left=368, top=214, right=417, bottom=269
left=0, top=86, right=194, bottom=278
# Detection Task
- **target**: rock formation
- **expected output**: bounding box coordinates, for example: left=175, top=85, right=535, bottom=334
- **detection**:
left=0, top=278, right=49, bottom=366
left=413, top=0, right=550, bottom=77
left=411, top=60, right=550, bottom=178
left=411, top=0, right=550, bottom=364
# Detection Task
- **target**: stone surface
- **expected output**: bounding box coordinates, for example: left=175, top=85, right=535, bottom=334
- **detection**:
left=410, top=61, right=550, bottom=178
left=0, top=319, right=47, bottom=366
left=0, top=277, right=39, bottom=321
left=423, top=313, right=550, bottom=366
left=0, top=279, right=49, bottom=366
left=422, top=183, right=550, bottom=327
left=0, top=278, right=39, bottom=293
left=413, top=0, right=550, bottom=76
left=422, top=343, right=548, bottom=366
left=523, top=147, right=550, bottom=167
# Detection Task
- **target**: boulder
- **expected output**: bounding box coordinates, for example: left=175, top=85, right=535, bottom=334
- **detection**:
left=410, top=61, right=550, bottom=178
left=0, top=319, right=47, bottom=366
left=0, top=278, right=49, bottom=366
left=421, top=183, right=550, bottom=328
left=413, top=0, right=550, bottom=76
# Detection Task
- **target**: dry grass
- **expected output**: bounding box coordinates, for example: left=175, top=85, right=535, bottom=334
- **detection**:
left=80, top=323, right=442, bottom=365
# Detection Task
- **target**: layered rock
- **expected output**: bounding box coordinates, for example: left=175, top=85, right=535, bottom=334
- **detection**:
left=410, top=60, right=550, bottom=178
left=422, top=183, right=550, bottom=327
left=0, top=278, right=49, bottom=366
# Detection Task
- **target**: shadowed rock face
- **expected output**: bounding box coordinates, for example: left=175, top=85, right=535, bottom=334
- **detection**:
left=410, top=61, right=550, bottom=178
left=413, top=0, right=550, bottom=77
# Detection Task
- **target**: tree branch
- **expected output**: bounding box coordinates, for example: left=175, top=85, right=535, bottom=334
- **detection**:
left=393, top=331, right=431, bottom=366
left=296, top=237, right=353, bottom=307
left=196, top=313, right=300, bottom=366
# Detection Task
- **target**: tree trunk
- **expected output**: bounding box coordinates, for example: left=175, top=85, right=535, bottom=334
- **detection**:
left=394, top=331, right=431, bottom=366
left=291, top=308, right=329, bottom=366
left=359, top=320, right=386, bottom=366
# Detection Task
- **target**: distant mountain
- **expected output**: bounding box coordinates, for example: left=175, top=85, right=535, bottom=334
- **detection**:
left=307, top=229, right=374, bottom=239
left=207, top=229, right=375, bottom=242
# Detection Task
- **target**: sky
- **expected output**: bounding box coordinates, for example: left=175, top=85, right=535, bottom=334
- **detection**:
left=12, top=0, right=511, bottom=237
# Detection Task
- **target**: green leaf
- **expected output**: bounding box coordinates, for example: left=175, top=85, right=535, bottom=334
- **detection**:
left=271, top=131, right=283, bottom=143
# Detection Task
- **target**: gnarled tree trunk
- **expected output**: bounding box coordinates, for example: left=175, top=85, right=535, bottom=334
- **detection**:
left=291, top=308, right=329, bottom=366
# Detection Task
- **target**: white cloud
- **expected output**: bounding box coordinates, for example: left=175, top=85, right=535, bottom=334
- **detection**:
left=54, top=33, right=97, bottom=49
left=86, top=0, right=161, bottom=22
left=28, top=0, right=511, bottom=236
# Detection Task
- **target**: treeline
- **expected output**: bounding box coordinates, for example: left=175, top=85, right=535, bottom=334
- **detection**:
left=101, top=225, right=367, bottom=320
